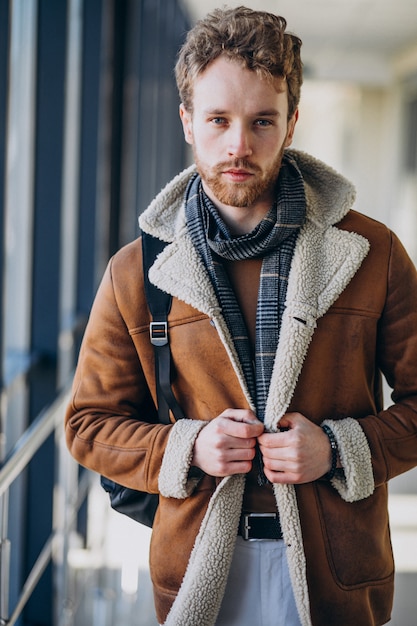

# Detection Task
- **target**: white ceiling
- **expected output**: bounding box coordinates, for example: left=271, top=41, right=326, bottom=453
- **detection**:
left=180, top=0, right=417, bottom=84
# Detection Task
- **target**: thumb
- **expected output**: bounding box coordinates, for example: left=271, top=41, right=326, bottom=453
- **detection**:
left=278, top=416, right=291, bottom=431
left=278, top=412, right=302, bottom=430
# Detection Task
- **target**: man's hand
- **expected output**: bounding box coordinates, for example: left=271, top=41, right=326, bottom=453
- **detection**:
left=258, top=412, right=332, bottom=484
left=191, top=409, right=264, bottom=477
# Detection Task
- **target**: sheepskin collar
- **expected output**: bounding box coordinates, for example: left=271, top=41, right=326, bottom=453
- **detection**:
left=139, top=149, right=356, bottom=241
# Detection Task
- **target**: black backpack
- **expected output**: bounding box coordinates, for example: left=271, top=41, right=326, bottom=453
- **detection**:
left=100, top=232, right=184, bottom=527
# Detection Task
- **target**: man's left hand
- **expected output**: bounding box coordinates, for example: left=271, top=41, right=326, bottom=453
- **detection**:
left=257, top=412, right=332, bottom=484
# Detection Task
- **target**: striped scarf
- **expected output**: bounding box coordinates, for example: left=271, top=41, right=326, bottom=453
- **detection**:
left=185, top=153, right=306, bottom=423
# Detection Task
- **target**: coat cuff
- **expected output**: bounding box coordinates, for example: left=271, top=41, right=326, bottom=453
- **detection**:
left=322, top=417, right=374, bottom=503
left=158, top=419, right=208, bottom=498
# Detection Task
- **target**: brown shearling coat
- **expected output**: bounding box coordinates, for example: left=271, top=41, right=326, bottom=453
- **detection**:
left=65, top=151, right=417, bottom=626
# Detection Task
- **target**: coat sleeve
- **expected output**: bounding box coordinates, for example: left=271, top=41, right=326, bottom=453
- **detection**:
left=362, top=232, right=417, bottom=485
left=65, top=240, right=203, bottom=496
left=324, top=231, right=417, bottom=500
left=321, top=417, right=374, bottom=502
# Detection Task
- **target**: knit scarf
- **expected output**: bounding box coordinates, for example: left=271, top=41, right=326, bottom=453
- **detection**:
left=185, top=153, right=306, bottom=423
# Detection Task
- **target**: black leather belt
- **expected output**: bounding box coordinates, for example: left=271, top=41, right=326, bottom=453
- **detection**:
left=238, top=512, right=283, bottom=541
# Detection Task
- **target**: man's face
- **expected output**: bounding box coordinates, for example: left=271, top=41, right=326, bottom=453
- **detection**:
left=180, top=55, right=297, bottom=228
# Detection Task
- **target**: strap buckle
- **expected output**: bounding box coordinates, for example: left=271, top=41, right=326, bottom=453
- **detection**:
left=150, top=321, right=168, bottom=346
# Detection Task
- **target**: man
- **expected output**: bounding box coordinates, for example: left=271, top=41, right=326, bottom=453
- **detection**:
left=65, top=6, right=417, bottom=626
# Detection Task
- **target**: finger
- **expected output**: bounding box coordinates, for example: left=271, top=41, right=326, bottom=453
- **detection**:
left=220, top=408, right=261, bottom=425
left=220, top=446, right=257, bottom=462
left=224, top=460, right=256, bottom=476
left=217, top=413, right=264, bottom=438
left=263, top=467, right=296, bottom=484
left=222, top=420, right=264, bottom=440
left=222, top=433, right=260, bottom=449
left=258, top=431, right=289, bottom=449
left=279, top=412, right=306, bottom=429
left=262, top=455, right=297, bottom=473
left=206, top=447, right=258, bottom=476
left=204, top=419, right=260, bottom=449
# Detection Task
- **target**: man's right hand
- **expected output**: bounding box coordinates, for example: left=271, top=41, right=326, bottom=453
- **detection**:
left=191, top=408, right=264, bottom=477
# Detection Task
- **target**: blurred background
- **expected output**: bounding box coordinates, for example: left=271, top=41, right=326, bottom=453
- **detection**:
left=0, top=0, right=416, bottom=624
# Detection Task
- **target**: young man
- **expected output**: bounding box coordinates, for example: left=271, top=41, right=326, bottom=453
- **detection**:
left=65, top=7, right=417, bottom=626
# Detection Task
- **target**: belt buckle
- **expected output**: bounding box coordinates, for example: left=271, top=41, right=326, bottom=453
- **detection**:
left=242, top=512, right=278, bottom=541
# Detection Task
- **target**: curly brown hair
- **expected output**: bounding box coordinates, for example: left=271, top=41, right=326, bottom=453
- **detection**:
left=175, top=6, right=303, bottom=119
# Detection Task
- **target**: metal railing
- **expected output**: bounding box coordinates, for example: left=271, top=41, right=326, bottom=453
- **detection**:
left=0, top=386, right=88, bottom=626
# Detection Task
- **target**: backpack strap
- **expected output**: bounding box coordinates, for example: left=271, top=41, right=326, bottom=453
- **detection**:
left=142, top=231, right=184, bottom=424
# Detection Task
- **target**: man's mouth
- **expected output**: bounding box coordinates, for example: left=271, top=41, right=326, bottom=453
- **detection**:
left=222, top=169, right=254, bottom=182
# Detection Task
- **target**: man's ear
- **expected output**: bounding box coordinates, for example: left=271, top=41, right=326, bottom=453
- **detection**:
left=285, top=108, right=299, bottom=147
left=179, top=103, right=193, bottom=145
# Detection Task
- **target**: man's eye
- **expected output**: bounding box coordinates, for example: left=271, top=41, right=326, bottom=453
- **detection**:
left=211, top=117, right=227, bottom=125
left=255, top=119, right=272, bottom=127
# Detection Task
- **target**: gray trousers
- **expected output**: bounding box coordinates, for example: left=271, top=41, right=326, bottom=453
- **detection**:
left=215, top=537, right=302, bottom=626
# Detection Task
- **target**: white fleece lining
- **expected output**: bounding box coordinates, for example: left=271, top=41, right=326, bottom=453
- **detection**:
left=158, top=419, right=207, bottom=499
left=322, top=417, right=374, bottom=502
left=262, top=221, right=370, bottom=430
left=274, top=484, right=312, bottom=626
left=138, top=151, right=374, bottom=626
left=148, top=236, right=254, bottom=409
left=260, top=222, right=369, bottom=624
left=163, top=474, right=246, bottom=626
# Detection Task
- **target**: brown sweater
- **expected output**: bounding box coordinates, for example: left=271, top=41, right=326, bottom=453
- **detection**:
left=224, top=257, right=276, bottom=513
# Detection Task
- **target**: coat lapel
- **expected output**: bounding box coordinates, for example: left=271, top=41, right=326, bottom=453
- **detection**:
left=148, top=234, right=255, bottom=409
left=264, top=219, right=370, bottom=431
left=148, top=234, right=219, bottom=318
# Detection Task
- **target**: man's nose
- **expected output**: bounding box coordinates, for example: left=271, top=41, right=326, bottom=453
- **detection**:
left=227, top=124, right=252, bottom=159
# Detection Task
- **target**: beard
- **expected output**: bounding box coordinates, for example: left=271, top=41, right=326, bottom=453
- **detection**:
left=193, top=143, right=286, bottom=208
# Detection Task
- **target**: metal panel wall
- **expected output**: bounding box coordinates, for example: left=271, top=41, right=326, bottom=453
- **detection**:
left=77, top=0, right=106, bottom=316
left=0, top=1, right=8, bottom=390
left=135, top=0, right=188, bottom=227
left=0, top=0, right=191, bottom=622
left=28, top=2, right=68, bottom=622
